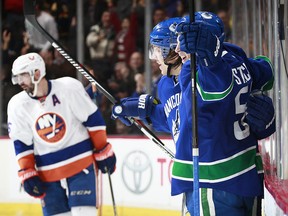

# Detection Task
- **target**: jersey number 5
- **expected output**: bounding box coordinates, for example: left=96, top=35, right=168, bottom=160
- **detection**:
left=234, top=86, right=250, bottom=140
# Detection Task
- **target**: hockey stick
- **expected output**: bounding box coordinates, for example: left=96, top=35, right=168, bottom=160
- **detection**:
left=23, top=0, right=174, bottom=160
left=105, top=167, right=117, bottom=216
left=188, top=1, right=200, bottom=215
left=181, top=193, right=186, bottom=216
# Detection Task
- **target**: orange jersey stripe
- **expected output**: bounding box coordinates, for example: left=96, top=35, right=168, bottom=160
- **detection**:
left=38, top=155, right=94, bottom=182
left=18, top=154, right=35, bottom=169
left=89, top=130, right=107, bottom=150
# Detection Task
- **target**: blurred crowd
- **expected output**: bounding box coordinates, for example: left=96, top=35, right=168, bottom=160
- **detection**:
left=1, top=0, right=231, bottom=135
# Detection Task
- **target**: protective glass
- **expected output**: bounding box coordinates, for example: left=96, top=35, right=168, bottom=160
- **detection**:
left=11, top=72, right=31, bottom=85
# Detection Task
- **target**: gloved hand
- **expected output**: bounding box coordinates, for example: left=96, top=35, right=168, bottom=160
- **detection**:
left=111, top=94, right=159, bottom=126
left=94, top=143, right=116, bottom=174
left=245, top=91, right=275, bottom=132
left=176, top=22, right=223, bottom=66
left=18, top=168, right=46, bottom=198
left=111, top=111, right=133, bottom=126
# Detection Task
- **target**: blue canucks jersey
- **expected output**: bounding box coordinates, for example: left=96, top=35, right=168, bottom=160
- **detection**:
left=150, top=75, right=182, bottom=143
left=171, top=43, right=274, bottom=197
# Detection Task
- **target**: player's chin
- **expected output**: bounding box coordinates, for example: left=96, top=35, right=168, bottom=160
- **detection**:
left=180, top=53, right=190, bottom=63
left=21, top=86, right=28, bottom=92
left=23, top=88, right=33, bottom=95
left=181, top=56, right=187, bottom=63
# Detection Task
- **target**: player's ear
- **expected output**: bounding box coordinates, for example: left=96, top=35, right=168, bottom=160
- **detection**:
left=34, top=69, right=41, bottom=81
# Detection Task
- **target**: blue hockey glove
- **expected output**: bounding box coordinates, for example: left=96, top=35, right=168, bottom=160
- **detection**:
left=111, top=94, right=159, bottom=125
left=111, top=112, right=133, bottom=126
left=176, top=22, right=223, bottom=66
left=245, top=91, right=275, bottom=132
left=94, top=143, right=116, bottom=174
left=18, top=168, right=46, bottom=198
left=111, top=97, right=138, bottom=126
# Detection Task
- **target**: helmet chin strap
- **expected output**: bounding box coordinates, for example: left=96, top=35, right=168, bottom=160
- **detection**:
left=166, top=64, right=173, bottom=77
left=166, top=63, right=181, bottom=77
left=29, top=75, right=40, bottom=97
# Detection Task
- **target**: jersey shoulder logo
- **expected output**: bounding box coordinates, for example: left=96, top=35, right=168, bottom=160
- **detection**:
left=35, top=112, right=66, bottom=143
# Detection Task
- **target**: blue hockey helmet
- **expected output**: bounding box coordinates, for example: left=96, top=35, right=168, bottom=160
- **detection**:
left=180, top=11, right=225, bottom=43
left=149, top=17, right=182, bottom=59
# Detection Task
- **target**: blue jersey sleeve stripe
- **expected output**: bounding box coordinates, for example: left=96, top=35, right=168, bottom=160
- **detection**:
left=14, top=140, right=33, bottom=155
left=83, top=110, right=105, bottom=127
left=35, top=139, right=93, bottom=167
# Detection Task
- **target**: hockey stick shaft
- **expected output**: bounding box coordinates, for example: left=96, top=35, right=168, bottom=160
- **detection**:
left=24, top=0, right=174, bottom=160
left=105, top=168, right=117, bottom=216
left=181, top=193, right=186, bottom=216
left=188, top=1, right=200, bottom=215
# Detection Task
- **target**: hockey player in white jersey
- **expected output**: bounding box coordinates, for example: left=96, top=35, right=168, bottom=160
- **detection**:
left=7, top=52, right=116, bottom=216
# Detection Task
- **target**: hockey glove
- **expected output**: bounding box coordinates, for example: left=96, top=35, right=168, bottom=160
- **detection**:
left=176, top=22, right=223, bottom=67
left=18, top=168, right=46, bottom=198
left=245, top=91, right=275, bottom=132
left=111, top=114, right=133, bottom=126
left=94, top=143, right=116, bottom=174
left=111, top=94, right=159, bottom=126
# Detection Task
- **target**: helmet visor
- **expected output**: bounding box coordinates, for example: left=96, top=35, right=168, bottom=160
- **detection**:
left=11, top=72, right=31, bottom=85
left=149, top=44, right=160, bottom=60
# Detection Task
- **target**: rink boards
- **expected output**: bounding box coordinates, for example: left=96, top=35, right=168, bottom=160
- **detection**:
left=0, top=137, right=183, bottom=216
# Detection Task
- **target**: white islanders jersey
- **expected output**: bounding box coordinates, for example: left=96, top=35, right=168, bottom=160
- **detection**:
left=7, top=77, right=105, bottom=181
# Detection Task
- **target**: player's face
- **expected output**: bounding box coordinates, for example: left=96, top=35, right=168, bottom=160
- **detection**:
left=149, top=45, right=168, bottom=75
left=175, top=35, right=190, bottom=63
left=13, top=72, right=35, bottom=94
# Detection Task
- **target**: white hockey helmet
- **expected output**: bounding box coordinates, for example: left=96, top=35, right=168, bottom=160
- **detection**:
left=12, top=52, right=46, bottom=85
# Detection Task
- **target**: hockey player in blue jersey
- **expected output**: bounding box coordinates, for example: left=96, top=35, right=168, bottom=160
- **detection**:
left=114, top=13, right=274, bottom=215
left=112, top=17, right=183, bottom=139
left=170, top=12, right=275, bottom=215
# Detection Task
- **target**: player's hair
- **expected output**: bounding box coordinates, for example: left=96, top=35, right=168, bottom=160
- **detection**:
left=164, top=50, right=182, bottom=69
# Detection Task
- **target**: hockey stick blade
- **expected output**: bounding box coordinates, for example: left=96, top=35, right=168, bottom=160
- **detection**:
left=24, top=0, right=174, bottom=159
